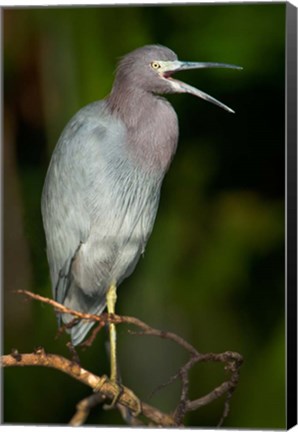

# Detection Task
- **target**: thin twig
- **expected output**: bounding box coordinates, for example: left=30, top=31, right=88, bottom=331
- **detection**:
left=16, top=289, right=199, bottom=355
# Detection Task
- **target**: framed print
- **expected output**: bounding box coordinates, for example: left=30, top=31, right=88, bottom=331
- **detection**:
left=1, top=2, right=297, bottom=429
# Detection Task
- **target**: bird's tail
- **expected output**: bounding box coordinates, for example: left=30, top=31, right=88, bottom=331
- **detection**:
left=58, top=279, right=107, bottom=346
left=69, top=313, right=103, bottom=346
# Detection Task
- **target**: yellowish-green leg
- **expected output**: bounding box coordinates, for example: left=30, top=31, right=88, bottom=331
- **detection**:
left=106, top=282, right=118, bottom=383
left=102, top=283, right=141, bottom=416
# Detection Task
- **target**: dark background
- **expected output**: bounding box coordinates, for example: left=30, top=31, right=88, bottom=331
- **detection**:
left=3, top=3, right=285, bottom=428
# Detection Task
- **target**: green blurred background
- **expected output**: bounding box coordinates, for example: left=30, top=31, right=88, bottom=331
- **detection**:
left=3, top=3, right=285, bottom=428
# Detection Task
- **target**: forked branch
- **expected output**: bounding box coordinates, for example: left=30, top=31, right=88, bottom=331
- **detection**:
left=1, top=289, right=243, bottom=426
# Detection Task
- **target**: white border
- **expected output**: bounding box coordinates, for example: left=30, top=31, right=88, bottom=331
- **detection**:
left=0, top=0, right=296, bottom=8
left=1, top=1, right=296, bottom=431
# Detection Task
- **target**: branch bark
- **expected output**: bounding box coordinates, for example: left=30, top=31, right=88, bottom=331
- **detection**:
left=1, top=349, right=176, bottom=426
left=2, top=289, right=244, bottom=426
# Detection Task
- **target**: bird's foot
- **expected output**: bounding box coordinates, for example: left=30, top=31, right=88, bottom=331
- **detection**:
left=93, top=375, right=123, bottom=409
left=93, top=373, right=141, bottom=416
left=103, top=380, right=124, bottom=410
left=93, top=374, right=109, bottom=392
left=103, top=380, right=142, bottom=417
left=123, top=386, right=142, bottom=417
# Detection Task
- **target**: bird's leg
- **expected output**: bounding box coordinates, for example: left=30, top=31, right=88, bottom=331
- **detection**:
left=103, top=283, right=142, bottom=416
left=103, top=282, right=122, bottom=409
left=106, top=282, right=118, bottom=383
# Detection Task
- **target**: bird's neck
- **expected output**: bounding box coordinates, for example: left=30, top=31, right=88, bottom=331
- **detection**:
left=107, top=85, right=179, bottom=174
left=107, top=85, right=152, bottom=127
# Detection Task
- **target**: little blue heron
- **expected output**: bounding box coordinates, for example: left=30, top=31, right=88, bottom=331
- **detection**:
left=41, top=44, right=240, bottom=385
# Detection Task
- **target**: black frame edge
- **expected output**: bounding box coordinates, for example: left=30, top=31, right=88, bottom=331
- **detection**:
left=286, top=2, right=298, bottom=430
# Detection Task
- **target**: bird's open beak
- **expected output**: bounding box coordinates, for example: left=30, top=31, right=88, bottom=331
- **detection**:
left=159, top=60, right=242, bottom=113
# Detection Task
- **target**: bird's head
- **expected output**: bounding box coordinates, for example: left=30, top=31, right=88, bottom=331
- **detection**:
left=113, top=44, right=242, bottom=113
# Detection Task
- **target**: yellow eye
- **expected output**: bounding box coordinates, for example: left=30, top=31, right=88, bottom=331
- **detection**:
left=151, top=62, right=161, bottom=70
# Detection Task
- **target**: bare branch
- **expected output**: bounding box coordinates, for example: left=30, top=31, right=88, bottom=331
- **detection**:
left=173, top=351, right=243, bottom=423
left=1, top=350, right=177, bottom=427
left=5, top=289, right=244, bottom=426
left=69, top=392, right=106, bottom=426
left=15, top=289, right=199, bottom=355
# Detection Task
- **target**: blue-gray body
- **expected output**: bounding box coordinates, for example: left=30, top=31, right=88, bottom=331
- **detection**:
left=41, top=44, right=238, bottom=345
left=42, top=92, right=178, bottom=345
